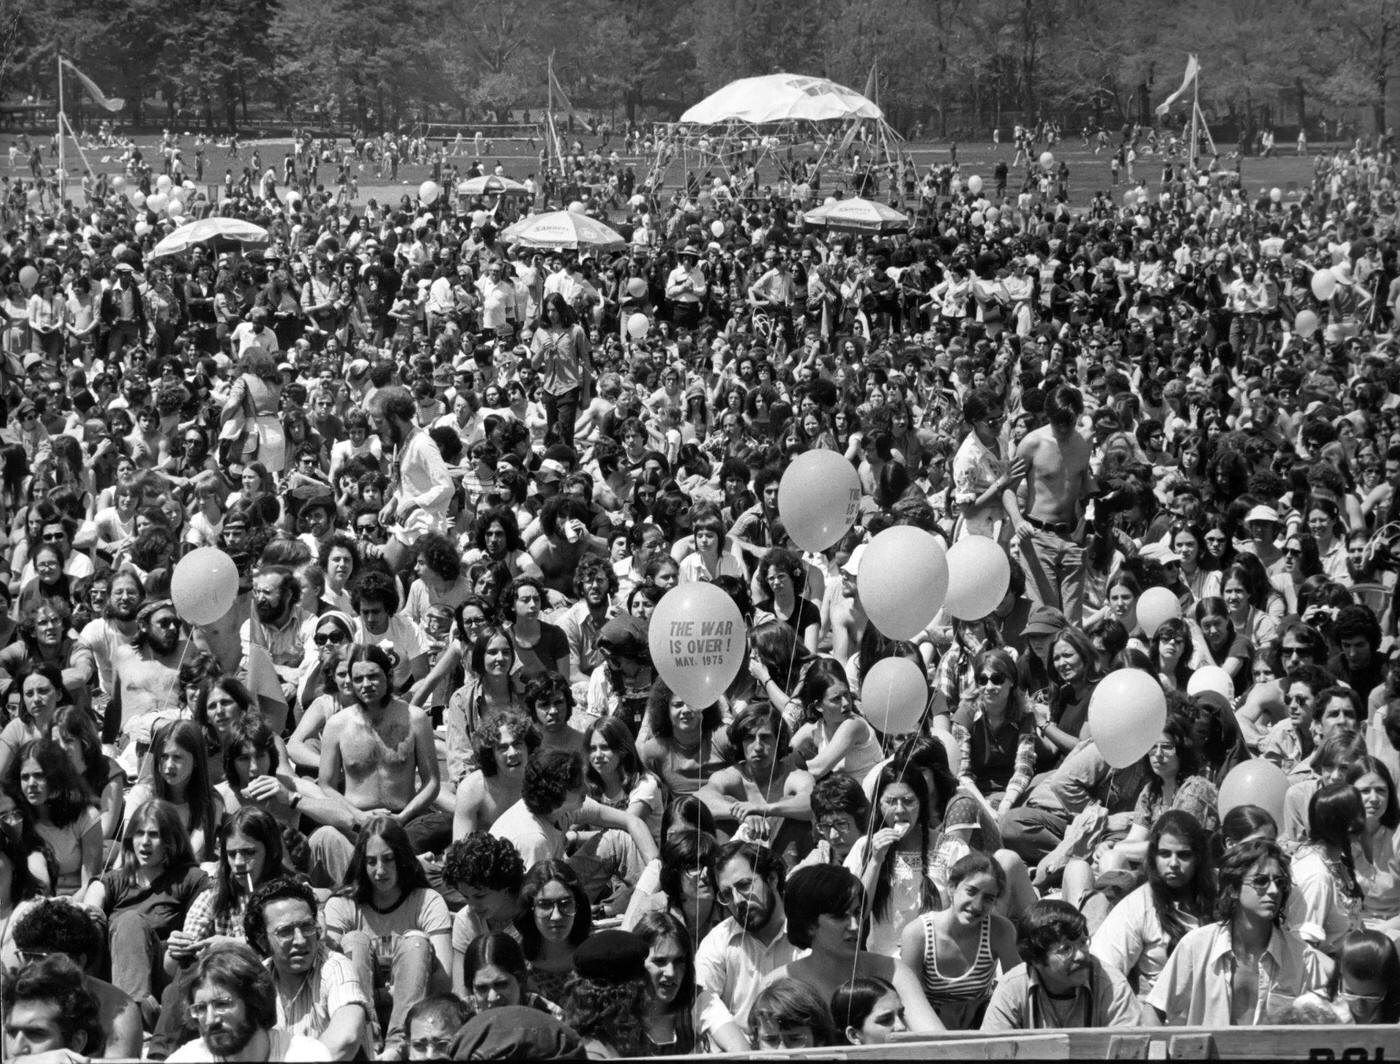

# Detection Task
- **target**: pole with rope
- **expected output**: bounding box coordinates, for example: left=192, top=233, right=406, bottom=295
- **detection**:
left=56, top=51, right=65, bottom=200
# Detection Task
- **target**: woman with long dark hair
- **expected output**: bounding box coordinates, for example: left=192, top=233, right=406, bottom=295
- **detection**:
left=1289, top=781, right=1366, bottom=952
left=1091, top=810, right=1216, bottom=1000
left=633, top=911, right=697, bottom=1054
left=128, top=720, right=224, bottom=863
left=951, top=648, right=1037, bottom=819
left=1348, top=756, right=1400, bottom=927
left=515, top=859, right=593, bottom=1005
left=323, top=815, right=452, bottom=1053
left=5, top=737, right=99, bottom=895
left=461, top=932, right=566, bottom=1019
left=846, top=764, right=941, bottom=956
left=49, top=704, right=124, bottom=842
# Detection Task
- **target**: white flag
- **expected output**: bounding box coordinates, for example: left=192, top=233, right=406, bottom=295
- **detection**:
left=1154, top=55, right=1199, bottom=117
left=61, top=58, right=125, bottom=113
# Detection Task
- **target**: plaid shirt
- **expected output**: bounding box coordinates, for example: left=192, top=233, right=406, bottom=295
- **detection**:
left=182, top=886, right=248, bottom=940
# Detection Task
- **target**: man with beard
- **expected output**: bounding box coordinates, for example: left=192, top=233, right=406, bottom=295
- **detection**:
left=168, top=943, right=329, bottom=1062
left=982, top=898, right=1140, bottom=1030
left=557, top=555, right=617, bottom=688
left=104, top=599, right=187, bottom=751
left=240, top=566, right=315, bottom=696
left=366, top=385, right=453, bottom=573
left=694, top=840, right=798, bottom=1053
left=244, top=878, right=369, bottom=1058
left=1012, top=383, right=1092, bottom=622
left=73, top=568, right=145, bottom=701
left=1147, top=839, right=1329, bottom=1026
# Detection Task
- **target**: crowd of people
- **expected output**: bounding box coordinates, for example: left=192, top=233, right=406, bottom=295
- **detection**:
left=0, top=123, right=1395, bottom=1062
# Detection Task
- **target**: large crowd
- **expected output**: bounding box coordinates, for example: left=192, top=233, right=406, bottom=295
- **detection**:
left=0, top=123, right=1395, bottom=1062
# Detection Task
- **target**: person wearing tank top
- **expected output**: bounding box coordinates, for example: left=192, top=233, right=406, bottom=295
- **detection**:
left=899, top=853, right=1020, bottom=1029
left=791, top=663, right=883, bottom=785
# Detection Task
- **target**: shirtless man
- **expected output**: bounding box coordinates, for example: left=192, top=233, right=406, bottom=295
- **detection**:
left=697, top=704, right=814, bottom=867
left=105, top=599, right=188, bottom=756
left=310, top=645, right=444, bottom=883
left=1012, top=384, right=1094, bottom=624
left=452, top=710, right=539, bottom=837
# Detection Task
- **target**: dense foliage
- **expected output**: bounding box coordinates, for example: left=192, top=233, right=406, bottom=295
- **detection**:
left=1, top=0, right=1397, bottom=136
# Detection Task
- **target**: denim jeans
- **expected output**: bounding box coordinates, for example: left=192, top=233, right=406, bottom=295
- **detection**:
left=340, top=929, right=450, bottom=1047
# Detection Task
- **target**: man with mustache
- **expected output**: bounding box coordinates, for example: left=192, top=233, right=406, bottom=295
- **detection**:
left=243, top=877, right=370, bottom=1059
left=981, top=899, right=1140, bottom=1030
left=366, top=385, right=453, bottom=573
left=694, top=840, right=799, bottom=1053
left=104, top=599, right=188, bottom=756
left=72, top=568, right=145, bottom=701
left=168, top=942, right=331, bottom=1062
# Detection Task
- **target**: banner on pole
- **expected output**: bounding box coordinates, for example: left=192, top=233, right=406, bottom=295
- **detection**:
left=61, top=57, right=125, bottom=113
left=1154, top=55, right=1199, bottom=117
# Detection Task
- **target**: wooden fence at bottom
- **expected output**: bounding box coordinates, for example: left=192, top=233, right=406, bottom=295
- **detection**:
left=671, top=1025, right=1400, bottom=1060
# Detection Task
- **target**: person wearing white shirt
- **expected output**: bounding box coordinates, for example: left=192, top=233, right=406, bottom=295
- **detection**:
left=665, top=246, right=707, bottom=329
left=230, top=307, right=280, bottom=358
left=694, top=841, right=798, bottom=1053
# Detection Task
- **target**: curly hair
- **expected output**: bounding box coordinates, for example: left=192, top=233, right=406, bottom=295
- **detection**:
left=12, top=897, right=103, bottom=960
left=573, top=554, right=618, bottom=599
left=350, top=568, right=400, bottom=614
left=522, top=749, right=583, bottom=815
left=441, top=831, right=525, bottom=894
left=1, top=955, right=104, bottom=1056
left=244, top=875, right=319, bottom=955
left=562, top=973, right=650, bottom=1057
left=473, top=709, right=540, bottom=777
left=415, top=531, right=462, bottom=583
left=645, top=678, right=723, bottom=739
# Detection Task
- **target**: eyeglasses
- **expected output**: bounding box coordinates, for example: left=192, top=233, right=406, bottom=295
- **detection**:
left=1148, top=742, right=1177, bottom=755
left=267, top=920, right=320, bottom=943
left=40, top=532, right=66, bottom=543
left=976, top=673, right=1010, bottom=686
left=409, top=1038, right=455, bottom=1055
left=816, top=817, right=857, bottom=835
left=1247, top=873, right=1289, bottom=893
left=16, top=949, right=52, bottom=964
left=533, top=897, right=577, bottom=916
left=192, top=996, right=240, bottom=1018
left=1283, top=547, right=1302, bottom=557
left=314, top=630, right=347, bottom=646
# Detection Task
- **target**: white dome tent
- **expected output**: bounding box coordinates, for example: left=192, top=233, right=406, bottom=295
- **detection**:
left=644, top=70, right=905, bottom=210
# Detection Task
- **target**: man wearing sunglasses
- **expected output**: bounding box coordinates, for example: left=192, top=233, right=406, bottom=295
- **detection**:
left=1147, top=839, right=1326, bottom=1026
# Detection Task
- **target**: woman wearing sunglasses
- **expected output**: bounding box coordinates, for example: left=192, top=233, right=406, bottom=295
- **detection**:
left=286, top=613, right=356, bottom=772
left=950, top=648, right=1036, bottom=823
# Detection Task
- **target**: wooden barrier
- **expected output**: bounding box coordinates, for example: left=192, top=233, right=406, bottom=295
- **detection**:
left=669, top=1025, right=1400, bottom=1060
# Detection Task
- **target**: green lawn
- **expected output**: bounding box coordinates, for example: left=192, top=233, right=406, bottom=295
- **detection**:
left=4, top=130, right=1325, bottom=213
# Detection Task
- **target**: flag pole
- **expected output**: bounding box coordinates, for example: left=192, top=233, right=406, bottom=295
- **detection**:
left=57, top=52, right=65, bottom=189
left=1189, top=63, right=1199, bottom=171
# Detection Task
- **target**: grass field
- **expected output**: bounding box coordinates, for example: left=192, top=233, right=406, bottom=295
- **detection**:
left=3, top=130, right=1327, bottom=214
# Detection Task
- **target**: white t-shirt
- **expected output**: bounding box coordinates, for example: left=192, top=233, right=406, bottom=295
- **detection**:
left=168, top=1029, right=331, bottom=1062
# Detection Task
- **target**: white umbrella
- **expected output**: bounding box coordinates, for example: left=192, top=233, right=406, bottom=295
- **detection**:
left=681, top=73, right=882, bottom=125
left=148, top=217, right=270, bottom=260
left=500, top=211, right=626, bottom=252
left=457, top=175, right=529, bottom=197
left=803, top=197, right=909, bottom=234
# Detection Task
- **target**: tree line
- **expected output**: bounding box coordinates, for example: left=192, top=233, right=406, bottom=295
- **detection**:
left=1, top=0, right=1395, bottom=139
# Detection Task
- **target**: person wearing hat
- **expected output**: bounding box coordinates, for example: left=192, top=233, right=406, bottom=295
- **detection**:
left=1242, top=504, right=1284, bottom=569
left=99, top=261, right=147, bottom=362
left=665, top=245, right=708, bottom=330
left=553, top=929, right=654, bottom=1056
